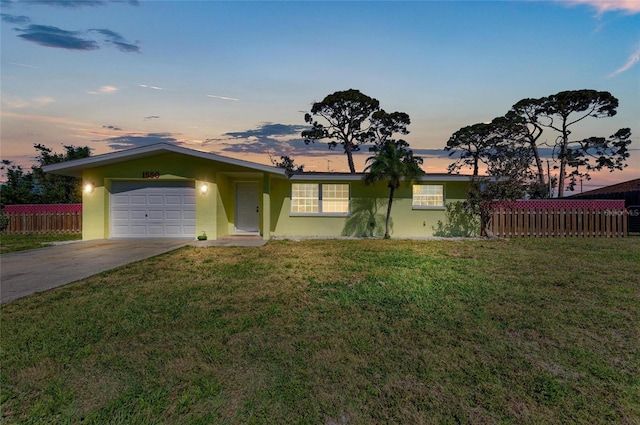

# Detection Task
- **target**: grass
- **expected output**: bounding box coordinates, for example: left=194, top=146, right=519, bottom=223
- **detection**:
left=1, top=238, right=639, bottom=424
left=0, top=233, right=81, bottom=254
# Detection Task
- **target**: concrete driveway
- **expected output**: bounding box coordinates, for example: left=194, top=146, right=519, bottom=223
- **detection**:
left=1, top=238, right=194, bottom=304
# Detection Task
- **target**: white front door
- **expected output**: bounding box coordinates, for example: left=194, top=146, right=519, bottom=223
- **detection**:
left=235, top=182, right=260, bottom=234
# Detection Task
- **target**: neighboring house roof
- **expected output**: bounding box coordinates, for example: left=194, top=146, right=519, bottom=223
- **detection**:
left=42, top=142, right=473, bottom=181
left=566, top=178, right=640, bottom=197
left=42, top=143, right=287, bottom=178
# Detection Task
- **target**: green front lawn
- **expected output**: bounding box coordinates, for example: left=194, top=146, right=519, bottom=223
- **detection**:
left=1, top=238, right=638, bottom=424
left=0, top=233, right=81, bottom=254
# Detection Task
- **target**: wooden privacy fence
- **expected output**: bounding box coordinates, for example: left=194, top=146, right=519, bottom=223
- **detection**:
left=488, top=200, right=628, bottom=238
left=3, top=204, right=82, bottom=234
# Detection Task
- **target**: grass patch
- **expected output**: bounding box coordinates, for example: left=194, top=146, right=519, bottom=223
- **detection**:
left=0, top=233, right=81, bottom=254
left=1, top=238, right=639, bottom=424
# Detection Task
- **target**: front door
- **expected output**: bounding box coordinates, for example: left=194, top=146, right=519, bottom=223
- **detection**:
left=235, top=182, right=260, bottom=234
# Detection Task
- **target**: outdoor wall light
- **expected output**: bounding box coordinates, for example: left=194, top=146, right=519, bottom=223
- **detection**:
left=84, top=182, right=95, bottom=194
left=200, top=183, right=208, bottom=194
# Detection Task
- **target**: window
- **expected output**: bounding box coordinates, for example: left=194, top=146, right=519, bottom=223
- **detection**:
left=322, top=184, right=349, bottom=213
left=291, top=183, right=349, bottom=215
left=413, top=185, right=444, bottom=208
left=291, top=183, right=318, bottom=213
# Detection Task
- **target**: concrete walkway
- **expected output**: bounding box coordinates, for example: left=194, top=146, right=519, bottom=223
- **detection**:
left=1, top=237, right=266, bottom=304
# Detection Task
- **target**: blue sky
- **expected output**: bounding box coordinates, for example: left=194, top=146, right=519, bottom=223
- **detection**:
left=1, top=0, right=639, bottom=191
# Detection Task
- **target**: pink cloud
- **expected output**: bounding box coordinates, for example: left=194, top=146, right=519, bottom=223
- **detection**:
left=609, top=43, right=640, bottom=77
left=564, top=0, right=640, bottom=15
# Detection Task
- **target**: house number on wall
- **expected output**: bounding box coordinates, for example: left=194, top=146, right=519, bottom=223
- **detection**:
left=142, top=171, right=161, bottom=179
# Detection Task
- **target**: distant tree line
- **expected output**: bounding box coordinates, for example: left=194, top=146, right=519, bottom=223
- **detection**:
left=0, top=144, right=90, bottom=206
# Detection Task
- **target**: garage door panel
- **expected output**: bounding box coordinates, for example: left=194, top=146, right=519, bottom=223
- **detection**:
left=112, top=225, right=129, bottom=236
left=110, top=181, right=195, bottom=238
left=165, top=195, right=182, bottom=204
left=130, top=210, right=147, bottom=220
left=148, top=226, right=164, bottom=235
left=112, top=210, right=128, bottom=220
left=165, top=225, right=184, bottom=235
left=130, top=225, right=147, bottom=236
left=131, top=195, right=146, bottom=205
left=165, top=210, right=182, bottom=220
left=148, top=195, right=164, bottom=205
left=112, top=195, right=129, bottom=205
left=147, top=210, right=163, bottom=220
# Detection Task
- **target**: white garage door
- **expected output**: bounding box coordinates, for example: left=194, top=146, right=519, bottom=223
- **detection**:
left=110, top=181, right=196, bottom=238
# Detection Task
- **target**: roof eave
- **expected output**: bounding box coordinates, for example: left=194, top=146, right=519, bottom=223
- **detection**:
left=42, top=143, right=287, bottom=177
left=289, top=173, right=473, bottom=182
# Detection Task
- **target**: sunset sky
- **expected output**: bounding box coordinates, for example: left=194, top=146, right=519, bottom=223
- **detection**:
left=1, top=0, right=638, bottom=194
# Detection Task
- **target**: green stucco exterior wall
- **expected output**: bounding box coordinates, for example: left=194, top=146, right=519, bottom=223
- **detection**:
left=79, top=152, right=272, bottom=240
left=75, top=150, right=471, bottom=240
left=268, top=179, right=471, bottom=238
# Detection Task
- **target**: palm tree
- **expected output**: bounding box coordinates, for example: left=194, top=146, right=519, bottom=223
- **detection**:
left=363, top=139, right=425, bottom=239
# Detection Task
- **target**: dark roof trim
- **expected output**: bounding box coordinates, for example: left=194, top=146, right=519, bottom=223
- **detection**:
left=42, top=143, right=287, bottom=178
left=289, top=173, right=473, bottom=182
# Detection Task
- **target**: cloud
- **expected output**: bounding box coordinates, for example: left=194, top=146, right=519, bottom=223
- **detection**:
left=23, top=0, right=139, bottom=8
left=1, top=13, right=30, bottom=23
left=143, top=115, right=160, bottom=120
left=17, top=24, right=99, bottom=50
left=8, top=62, right=39, bottom=68
left=139, top=84, right=163, bottom=90
left=96, top=132, right=182, bottom=150
left=2, top=95, right=54, bottom=109
left=27, top=0, right=108, bottom=7
left=213, top=122, right=336, bottom=157
left=90, top=28, right=139, bottom=53
left=608, top=43, right=640, bottom=77
left=12, top=23, right=139, bottom=53
left=2, top=96, right=29, bottom=109
left=207, top=94, right=239, bottom=101
left=87, top=85, right=119, bottom=95
left=32, top=97, right=55, bottom=107
left=411, top=148, right=457, bottom=159
left=563, top=0, right=640, bottom=15
left=102, top=125, right=122, bottom=131
left=224, top=123, right=307, bottom=139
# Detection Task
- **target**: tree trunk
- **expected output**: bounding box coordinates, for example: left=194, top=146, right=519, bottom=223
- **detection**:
left=557, top=123, right=569, bottom=198
left=384, top=186, right=395, bottom=239
left=531, top=142, right=545, bottom=187
left=345, top=143, right=356, bottom=174
left=481, top=211, right=496, bottom=239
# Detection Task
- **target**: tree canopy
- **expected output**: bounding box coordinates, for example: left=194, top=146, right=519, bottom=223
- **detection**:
left=1, top=144, right=91, bottom=206
left=444, top=89, right=632, bottom=236
left=535, top=90, right=626, bottom=197
left=445, top=89, right=631, bottom=198
left=270, top=155, right=304, bottom=177
left=302, top=89, right=411, bottom=173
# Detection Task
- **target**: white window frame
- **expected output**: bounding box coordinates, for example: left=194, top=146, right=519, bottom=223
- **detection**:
left=291, top=183, right=350, bottom=216
left=412, top=184, right=445, bottom=209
